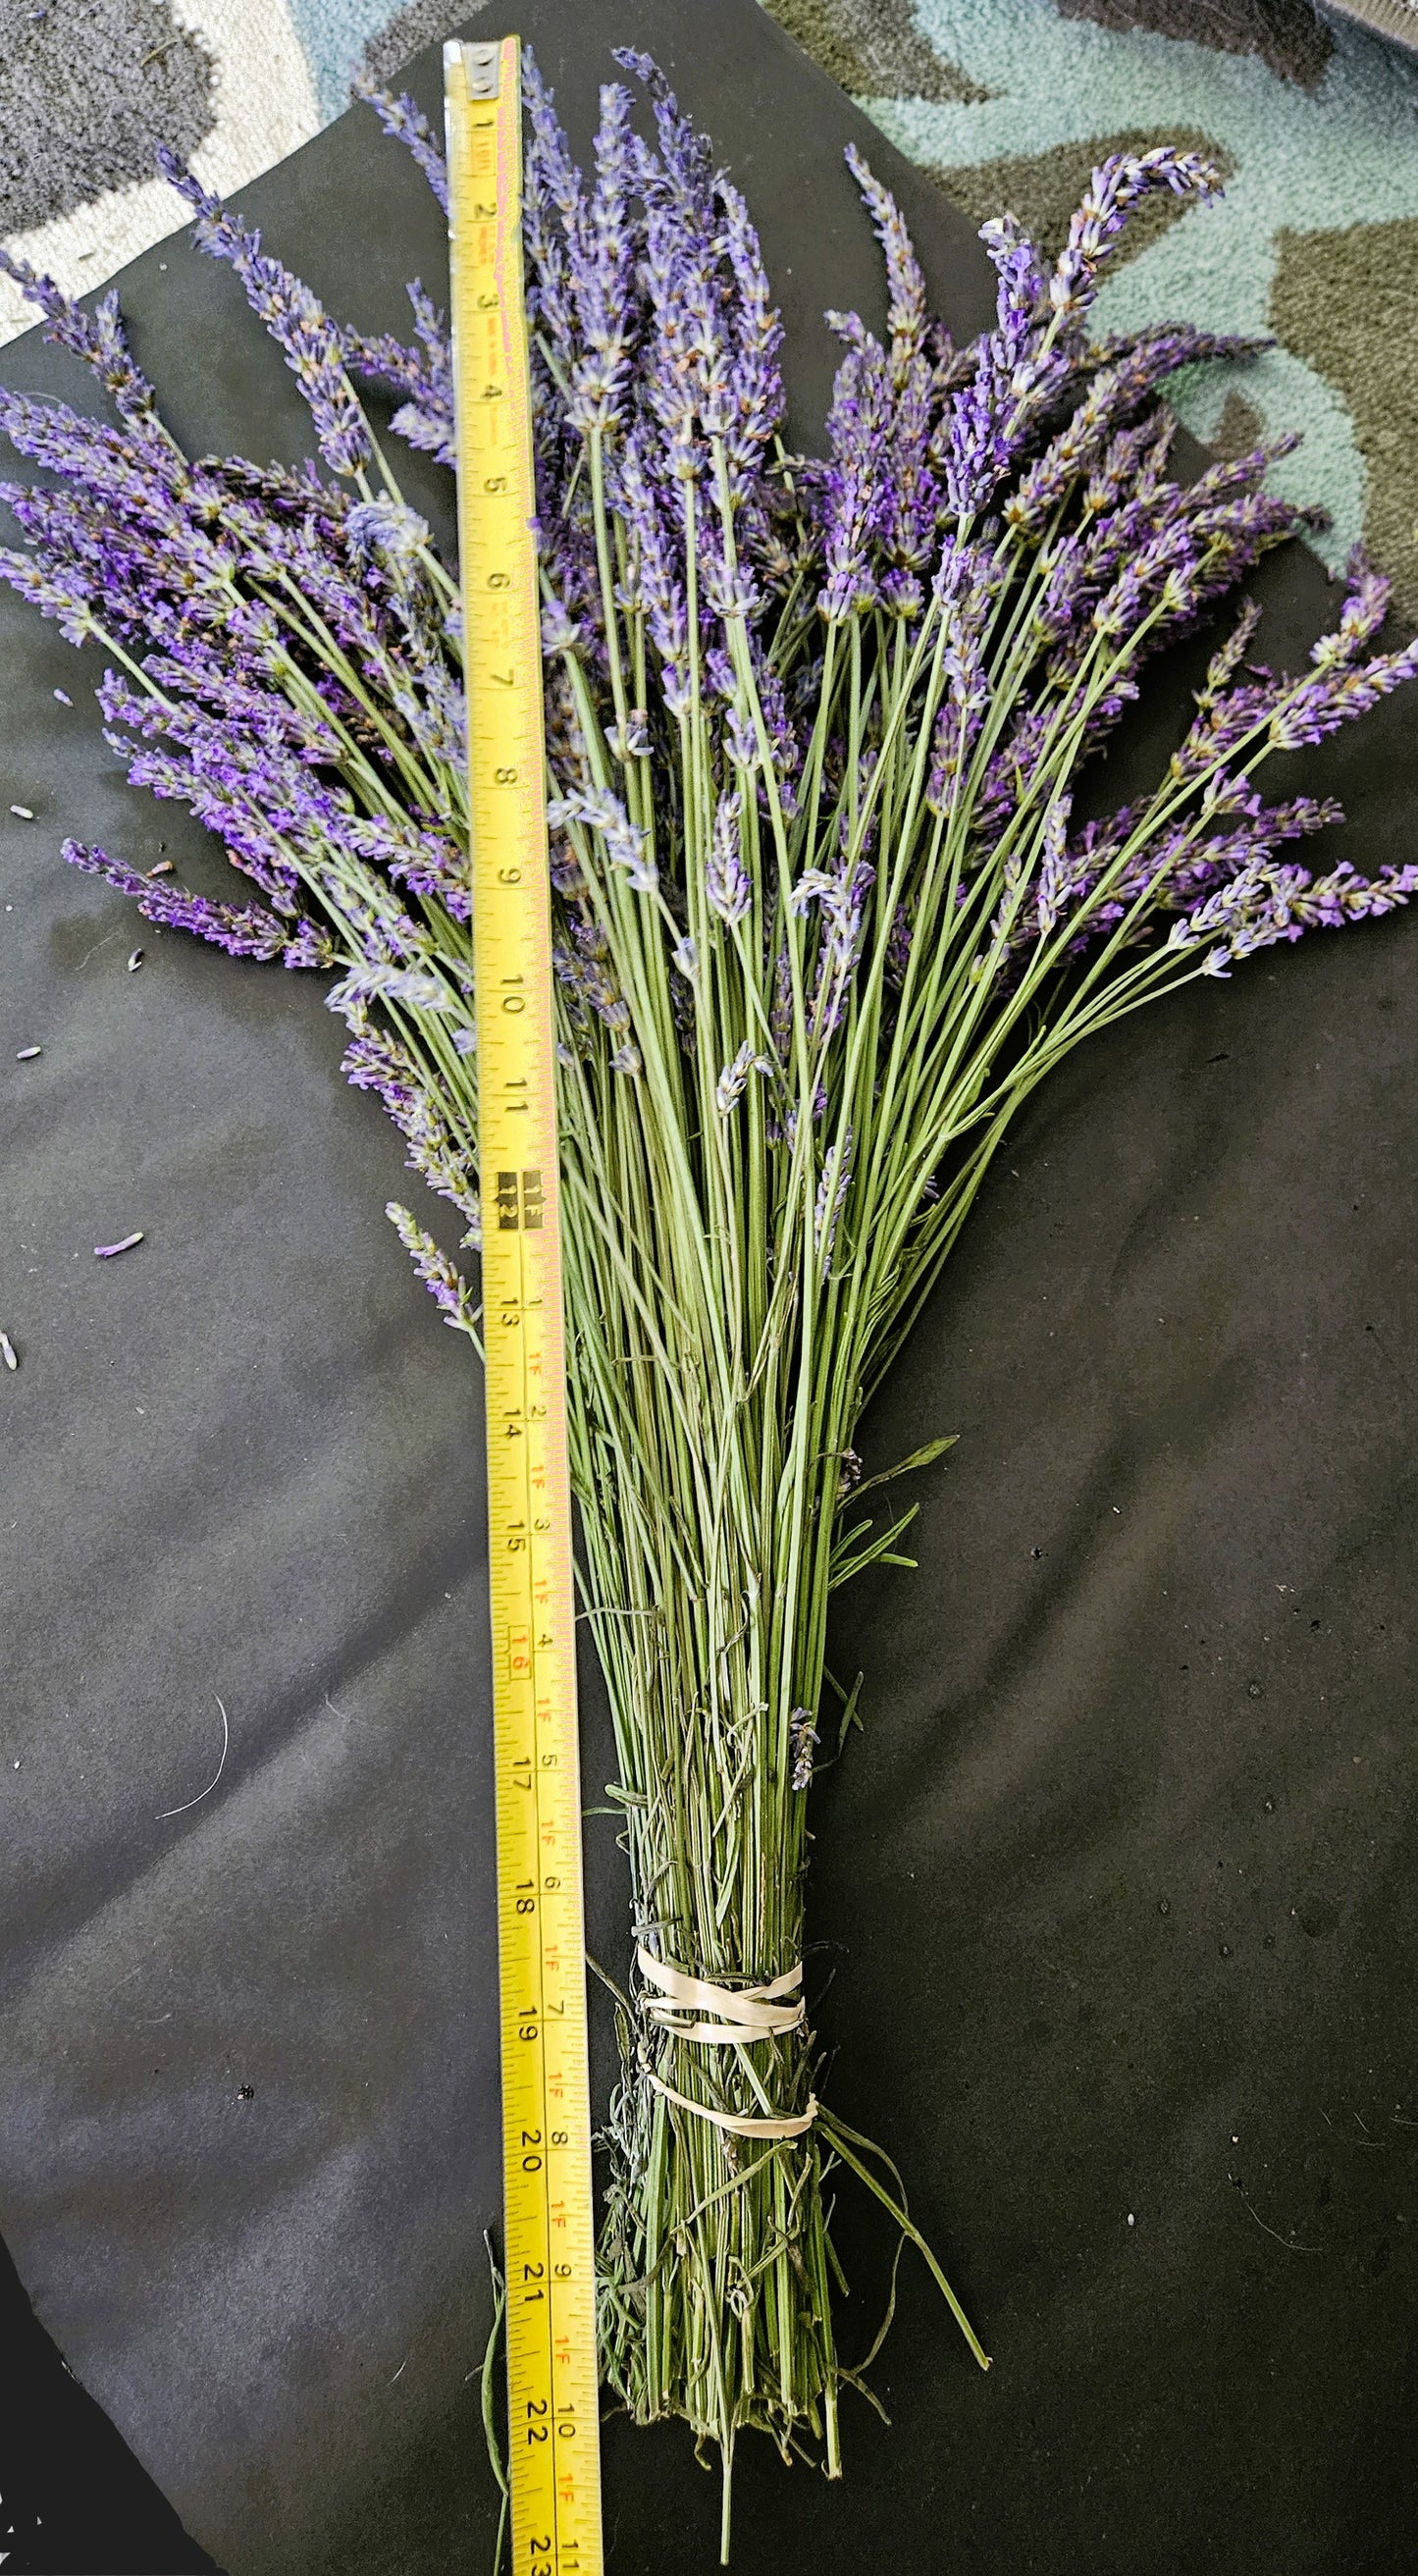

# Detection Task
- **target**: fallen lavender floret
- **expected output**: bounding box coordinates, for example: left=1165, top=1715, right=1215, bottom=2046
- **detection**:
left=0, top=61, right=1414, bottom=2550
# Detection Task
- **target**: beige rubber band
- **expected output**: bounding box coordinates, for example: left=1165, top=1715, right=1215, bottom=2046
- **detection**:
left=637, top=1945, right=816, bottom=2139
left=647, top=2069, right=819, bottom=2140
left=636, top=1945, right=807, bottom=2043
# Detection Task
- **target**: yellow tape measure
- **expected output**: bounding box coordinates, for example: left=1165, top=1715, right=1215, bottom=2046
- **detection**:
left=446, top=37, right=604, bottom=2576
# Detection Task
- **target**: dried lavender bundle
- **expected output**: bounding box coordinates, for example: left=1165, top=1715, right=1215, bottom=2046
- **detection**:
left=4, top=58, right=1418, bottom=2552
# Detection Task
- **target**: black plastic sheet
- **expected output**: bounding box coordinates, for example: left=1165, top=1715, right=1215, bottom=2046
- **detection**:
left=1, top=7, right=1414, bottom=2570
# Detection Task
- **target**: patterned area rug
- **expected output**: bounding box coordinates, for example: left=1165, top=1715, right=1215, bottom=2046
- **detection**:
left=767, top=0, right=1418, bottom=617
left=1, top=0, right=1416, bottom=612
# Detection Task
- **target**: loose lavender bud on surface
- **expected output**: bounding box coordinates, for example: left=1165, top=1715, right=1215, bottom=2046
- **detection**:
left=16, top=1046, right=40, bottom=1060
left=0, top=1331, right=17, bottom=1371
left=94, top=1232, right=143, bottom=1257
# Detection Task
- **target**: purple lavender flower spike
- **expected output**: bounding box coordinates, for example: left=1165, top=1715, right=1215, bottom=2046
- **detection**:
left=61, top=839, right=292, bottom=959
left=550, top=784, right=657, bottom=894
left=715, top=1040, right=759, bottom=1115
left=642, top=194, right=710, bottom=486
left=817, top=332, right=890, bottom=619
left=0, top=547, right=98, bottom=644
left=843, top=145, right=926, bottom=382
left=1269, top=630, right=1418, bottom=750
left=1312, top=546, right=1392, bottom=668
left=157, top=150, right=371, bottom=478
left=613, top=46, right=715, bottom=232
left=340, top=1006, right=480, bottom=1231
left=1179, top=851, right=1418, bottom=978
left=884, top=902, right=913, bottom=987
left=565, top=81, right=638, bottom=439
left=1034, top=795, right=1073, bottom=937
left=1046, top=149, right=1223, bottom=339
left=346, top=497, right=431, bottom=567
left=706, top=790, right=751, bottom=925
left=724, top=701, right=759, bottom=768
left=352, top=73, right=449, bottom=213
left=0, top=249, right=167, bottom=442
left=341, top=284, right=455, bottom=467
left=283, top=917, right=339, bottom=971
left=386, top=1202, right=479, bottom=1338
left=614, top=426, right=690, bottom=690
left=814, top=1128, right=853, bottom=1264
left=522, top=57, right=580, bottom=370
left=714, top=177, right=785, bottom=486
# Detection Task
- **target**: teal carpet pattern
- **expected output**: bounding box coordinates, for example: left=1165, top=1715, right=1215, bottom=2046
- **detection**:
left=768, top=0, right=1418, bottom=619
left=2, top=0, right=1417, bottom=612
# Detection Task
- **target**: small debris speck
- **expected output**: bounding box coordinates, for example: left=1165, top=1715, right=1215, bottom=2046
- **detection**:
left=236, top=2083, right=254, bottom=2101
left=127, top=948, right=144, bottom=973
left=1127, top=2213, right=1135, bottom=2228
left=0, top=1331, right=17, bottom=1371
left=9, top=805, right=33, bottom=820
left=1219, top=1942, right=1232, bottom=1959
left=1263, top=1797, right=1275, bottom=1814
left=94, top=1232, right=143, bottom=1259
left=1157, top=1898, right=1170, bottom=1918
left=16, top=1046, right=40, bottom=1061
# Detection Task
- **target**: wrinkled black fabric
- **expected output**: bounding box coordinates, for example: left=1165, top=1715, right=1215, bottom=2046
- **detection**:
left=1, top=7, right=1414, bottom=2573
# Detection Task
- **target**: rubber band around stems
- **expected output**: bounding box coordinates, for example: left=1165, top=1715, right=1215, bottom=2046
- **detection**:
left=636, top=1944, right=818, bottom=2140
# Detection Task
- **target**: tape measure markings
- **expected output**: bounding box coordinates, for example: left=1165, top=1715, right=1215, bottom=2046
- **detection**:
left=446, top=39, right=604, bottom=2576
